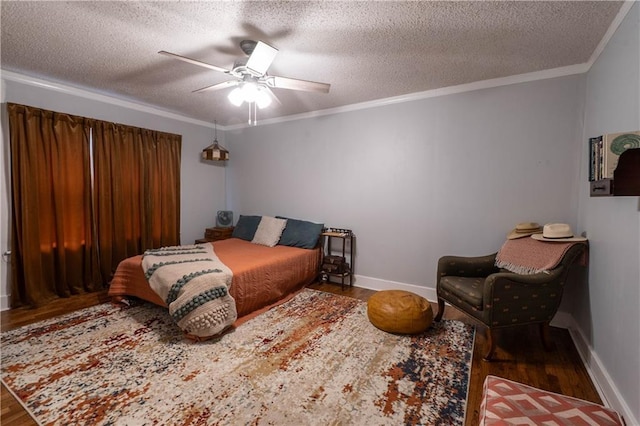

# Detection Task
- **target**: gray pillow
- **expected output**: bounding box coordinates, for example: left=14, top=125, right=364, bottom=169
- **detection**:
left=232, top=215, right=262, bottom=241
left=277, top=216, right=324, bottom=249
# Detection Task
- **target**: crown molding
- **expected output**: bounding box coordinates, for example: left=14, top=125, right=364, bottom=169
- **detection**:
left=226, top=63, right=589, bottom=130
left=0, top=60, right=593, bottom=134
left=0, top=69, right=218, bottom=130
left=586, top=1, right=636, bottom=68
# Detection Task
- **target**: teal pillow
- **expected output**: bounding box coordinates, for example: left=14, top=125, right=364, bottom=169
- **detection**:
left=232, top=215, right=262, bottom=241
left=277, top=217, right=324, bottom=249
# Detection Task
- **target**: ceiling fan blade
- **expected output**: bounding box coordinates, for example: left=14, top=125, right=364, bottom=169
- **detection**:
left=192, top=80, right=239, bottom=93
left=158, top=50, right=230, bottom=74
left=245, top=41, right=278, bottom=76
left=266, top=76, right=330, bottom=93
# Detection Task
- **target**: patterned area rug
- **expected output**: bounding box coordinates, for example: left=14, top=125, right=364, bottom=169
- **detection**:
left=2, top=289, right=474, bottom=425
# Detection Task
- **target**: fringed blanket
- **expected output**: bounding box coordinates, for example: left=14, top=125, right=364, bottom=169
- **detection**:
left=142, top=244, right=236, bottom=338
left=495, top=237, right=587, bottom=275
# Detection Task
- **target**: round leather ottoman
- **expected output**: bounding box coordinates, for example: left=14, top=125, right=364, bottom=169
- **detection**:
left=367, top=290, right=433, bottom=334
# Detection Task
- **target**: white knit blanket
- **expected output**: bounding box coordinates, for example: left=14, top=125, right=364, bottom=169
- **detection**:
left=142, top=244, right=236, bottom=338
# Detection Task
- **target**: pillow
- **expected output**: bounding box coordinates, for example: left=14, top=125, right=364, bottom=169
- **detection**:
left=277, top=217, right=324, bottom=249
left=251, top=216, right=287, bottom=247
left=231, top=215, right=262, bottom=241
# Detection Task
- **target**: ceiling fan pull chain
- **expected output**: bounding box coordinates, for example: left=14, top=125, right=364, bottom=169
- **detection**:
left=248, top=102, right=257, bottom=126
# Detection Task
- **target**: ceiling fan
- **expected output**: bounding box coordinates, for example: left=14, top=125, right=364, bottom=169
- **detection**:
left=159, top=40, right=330, bottom=124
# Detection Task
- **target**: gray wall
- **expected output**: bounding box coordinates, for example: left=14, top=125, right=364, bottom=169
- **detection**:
left=577, top=2, right=639, bottom=422
left=0, top=76, right=229, bottom=308
left=226, top=75, right=585, bottom=293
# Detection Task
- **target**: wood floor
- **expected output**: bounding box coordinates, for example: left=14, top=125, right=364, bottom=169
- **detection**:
left=1, top=284, right=601, bottom=426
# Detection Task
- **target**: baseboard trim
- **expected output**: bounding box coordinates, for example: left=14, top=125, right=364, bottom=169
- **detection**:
left=352, top=274, right=438, bottom=302
left=565, top=317, right=637, bottom=426
left=0, top=295, right=9, bottom=311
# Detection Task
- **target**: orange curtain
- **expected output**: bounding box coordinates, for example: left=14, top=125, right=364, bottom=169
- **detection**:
left=8, top=104, right=101, bottom=307
left=8, top=104, right=182, bottom=308
left=92, top=122, right=181, bottom=281
left=141, top=129, right=181, bottom=248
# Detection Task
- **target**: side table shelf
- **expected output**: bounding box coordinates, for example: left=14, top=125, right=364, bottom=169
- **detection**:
left=320, top=228, right=354, bottom=289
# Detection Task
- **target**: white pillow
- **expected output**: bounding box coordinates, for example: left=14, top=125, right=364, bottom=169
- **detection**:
left=251, top=216, right=287, bottom=247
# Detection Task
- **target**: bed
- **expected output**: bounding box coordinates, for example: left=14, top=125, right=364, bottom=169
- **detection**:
left=108, top=237, right=321, bottom=339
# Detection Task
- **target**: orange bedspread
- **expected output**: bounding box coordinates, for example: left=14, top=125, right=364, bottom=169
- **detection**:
left=108, top=238, right=320, bottom=320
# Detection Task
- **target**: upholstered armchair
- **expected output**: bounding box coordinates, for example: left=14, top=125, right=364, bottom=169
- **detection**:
left=433, top=243, right=587, bottom=361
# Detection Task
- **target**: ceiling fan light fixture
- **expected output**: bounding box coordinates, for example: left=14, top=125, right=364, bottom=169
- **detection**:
left=228, top=87, right=244, bottom=106
left=228, top=83, right=271, bottom=109
left=240, top=82, right=259, bottom=103
left=255, top=88, right=272, bottom=109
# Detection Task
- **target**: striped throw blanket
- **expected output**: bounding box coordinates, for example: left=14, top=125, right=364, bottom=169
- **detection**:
left=142, top=244, right=236, bottom=338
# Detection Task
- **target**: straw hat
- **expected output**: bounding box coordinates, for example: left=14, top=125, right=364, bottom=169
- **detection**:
left=507, top=222, right=543, bottom=240
left=531, top=223, right=587, bottom=242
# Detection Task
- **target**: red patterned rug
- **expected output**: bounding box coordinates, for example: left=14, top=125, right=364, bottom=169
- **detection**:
left=1, top=289, right=474, bottom=425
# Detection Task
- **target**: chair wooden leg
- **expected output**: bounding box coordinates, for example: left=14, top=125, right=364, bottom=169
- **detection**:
left=434, top=298, right=445, bottom=322
left=483, top=328, right=495, bottom=362
left=539, top=322, right=553, bottom=351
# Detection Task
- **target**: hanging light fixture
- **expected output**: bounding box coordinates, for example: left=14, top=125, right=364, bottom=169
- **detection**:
left=202, top=120, right=229, bottom=161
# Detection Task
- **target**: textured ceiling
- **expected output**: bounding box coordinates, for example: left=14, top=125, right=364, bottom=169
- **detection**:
left=1, top=1, right=624, bottom=127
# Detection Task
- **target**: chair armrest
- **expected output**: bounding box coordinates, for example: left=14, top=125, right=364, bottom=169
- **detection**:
left=483, top=268, right=565, bottom=326
left=437, top=252, right=499, bottom=278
